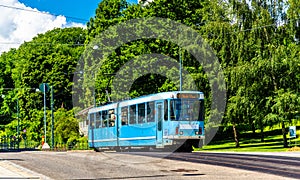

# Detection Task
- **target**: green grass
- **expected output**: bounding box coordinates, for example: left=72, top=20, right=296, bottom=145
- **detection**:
left=195, top=128, right=300, bottom=152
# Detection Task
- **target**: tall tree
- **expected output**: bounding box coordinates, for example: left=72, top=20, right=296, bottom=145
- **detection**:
left=0, top=27, right=86, bottom=142
left=0, top=49, right=18, bottom=126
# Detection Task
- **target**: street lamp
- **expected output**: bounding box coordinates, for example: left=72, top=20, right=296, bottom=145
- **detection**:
left=16, top=96, right=19, bottom=150
left=38, top=83, right=51, bottom=149
left=93, top=45, right=99, bottom=107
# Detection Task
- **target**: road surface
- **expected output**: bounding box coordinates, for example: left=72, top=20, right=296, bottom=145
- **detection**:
left=0, top=151, right=299, bottom=179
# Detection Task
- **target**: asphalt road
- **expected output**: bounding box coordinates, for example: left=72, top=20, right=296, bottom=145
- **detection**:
left=0, top=151, right=299, bottom=179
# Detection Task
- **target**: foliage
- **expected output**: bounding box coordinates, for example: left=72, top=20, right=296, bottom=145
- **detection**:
left=0, top=27, right=85, bottom=145
left=54, top=108, right=79, bottom=146
left=84, top=0, right=211, bottom=105
left=0, top=49, right=18, bottom=125
left=12, top=27, right=86, bottom=111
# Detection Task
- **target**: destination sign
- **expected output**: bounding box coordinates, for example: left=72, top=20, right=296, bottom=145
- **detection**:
left=176, top=93, right=199, bottom=99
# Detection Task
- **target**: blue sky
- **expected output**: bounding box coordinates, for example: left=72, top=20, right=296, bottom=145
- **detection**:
left=19, top=0, right=138, bottom=23
left=0, top=0, right=138, bottom=53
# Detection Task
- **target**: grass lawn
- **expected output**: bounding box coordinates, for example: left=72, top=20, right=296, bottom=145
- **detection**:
left=195, top=127, right=300, bottom=152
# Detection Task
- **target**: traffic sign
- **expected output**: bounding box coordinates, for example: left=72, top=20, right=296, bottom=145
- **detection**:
left=289, top=126, right=296, bottom=138
left=39, top=83, right=50, bottom=93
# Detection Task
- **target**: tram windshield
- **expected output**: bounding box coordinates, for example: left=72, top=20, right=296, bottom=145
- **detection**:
left=170, top=99, right=204, bottom=121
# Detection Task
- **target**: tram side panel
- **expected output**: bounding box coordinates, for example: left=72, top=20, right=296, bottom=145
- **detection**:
left=88, top=109, right=118, bottom=149
left=118, top=103, right=157, bottom=147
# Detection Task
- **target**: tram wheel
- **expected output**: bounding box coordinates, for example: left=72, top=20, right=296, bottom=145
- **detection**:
left=93, top=147, right=101, bottom=152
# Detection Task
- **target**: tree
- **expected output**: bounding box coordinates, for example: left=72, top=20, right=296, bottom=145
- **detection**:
left=0, top=49, right=18, bottom=126
left=0, top=27, right=86, bottom=143
left=84, top=0, right=211, bottom=103
left=266, top=90, right=300, bottom=147
left=54, top=108, right=79, bottom=146
left=12, top=27, right=85, bottom=111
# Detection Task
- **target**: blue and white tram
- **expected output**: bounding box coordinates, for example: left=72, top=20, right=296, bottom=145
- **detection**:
left=87, top=91, right=205, bottom=152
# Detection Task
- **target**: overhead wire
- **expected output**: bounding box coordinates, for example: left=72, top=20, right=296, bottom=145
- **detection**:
left=0, top=4, right=89, bottom=22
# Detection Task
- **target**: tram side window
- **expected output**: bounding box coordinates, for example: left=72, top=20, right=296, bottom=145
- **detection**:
left=121, top=106, right=128, bottom=125
left=89, top=113, right=95, bottom=129
left=170, top=100, right=176, bottom=120
left=147, top=102, right=155, bottom=122
left=164, top=100, right=168, bottom=121
left=102, top=110, right=108, bottom=127
left=109, top=109, right=115, bottom=127
left=138, top=103, right=146, bottom=124
left=129, top=105, right=136, bottom=124
left=95, top=111, right=101, bottom=128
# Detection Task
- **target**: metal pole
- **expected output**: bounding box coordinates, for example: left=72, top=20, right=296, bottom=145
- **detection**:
left=179, top=48, right=182, bottom=91
left=51, top=86, right=54, bottom=149
left=43, top=83, right=47, bottom=144
left=93, top=91, right=96, bottom=107
left=94, top=74, right=96, bottom=107
left=16, top=95, right=19, bottom=150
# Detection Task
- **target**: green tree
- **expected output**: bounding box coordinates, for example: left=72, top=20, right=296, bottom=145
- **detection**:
left=0, top=49, right=18, bottom=126
left=12, top=27, right=85, bottom=110
left=84, top=0, right=211, bottom=103
left=54, top=108, right=79, bottom=147
left=0, top=27, right=86, bottom=143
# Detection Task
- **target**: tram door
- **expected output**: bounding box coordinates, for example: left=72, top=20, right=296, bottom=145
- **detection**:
left=88, top=113, right=95, bottom=148
left=155, top=101, right=164, bottom=147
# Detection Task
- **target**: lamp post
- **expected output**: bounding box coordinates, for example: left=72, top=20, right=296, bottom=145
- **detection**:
left=50, top=85, right=54, bottom=149
left=179, top=48, right=182, bottom=91
left=93, top=45, right=99, bottom=107
left=43, top=83, right=47, bottom=144
left=93, top=73, right=97, bottom=107
left=16, top=96, right=19, bottom=150
left=39, top=83, right=50, bottom=149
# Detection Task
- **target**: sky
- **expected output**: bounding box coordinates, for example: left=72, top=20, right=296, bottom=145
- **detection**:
left=19, top=0, right=101, bottom=23
left=0, top=0, right=138, bottom=54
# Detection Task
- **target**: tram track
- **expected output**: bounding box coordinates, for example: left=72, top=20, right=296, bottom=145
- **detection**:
left=163, top=152, right=300, bottom=179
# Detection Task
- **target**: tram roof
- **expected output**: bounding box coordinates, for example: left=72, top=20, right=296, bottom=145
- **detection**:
left=88, top=91, right=203, bottom=113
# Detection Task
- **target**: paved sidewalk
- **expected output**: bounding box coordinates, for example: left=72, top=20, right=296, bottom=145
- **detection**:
left=0, top=160, right=47, bottom=179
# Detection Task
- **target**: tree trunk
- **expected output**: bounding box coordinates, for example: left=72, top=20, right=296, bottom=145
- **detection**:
left=251, top=122, right=256, bottom=136
left=233, top=124, right=240, bottom=148
left=259, top=119, right=264, bottom=142
left=282, top=121, right=288, bottom=148
left=260, top=126, right=264, bottom=142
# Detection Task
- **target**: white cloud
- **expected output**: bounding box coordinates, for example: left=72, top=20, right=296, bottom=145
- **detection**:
left=0, top=0, right=86, bottom=54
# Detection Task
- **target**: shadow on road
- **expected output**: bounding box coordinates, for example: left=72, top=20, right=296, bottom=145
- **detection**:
left=164, top=152, right=300, bottom=179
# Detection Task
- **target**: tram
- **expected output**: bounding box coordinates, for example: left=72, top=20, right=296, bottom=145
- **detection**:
left=87, top=91, right=205, bottom=152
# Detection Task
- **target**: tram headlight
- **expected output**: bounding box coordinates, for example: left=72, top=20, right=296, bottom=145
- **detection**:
left=179, top=131, right=183, bottom=135
left=195, top=131, right=199, bottom=135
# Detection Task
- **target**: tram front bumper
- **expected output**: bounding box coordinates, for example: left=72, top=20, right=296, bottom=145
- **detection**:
left=166, top=135, right=205, bottom=140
